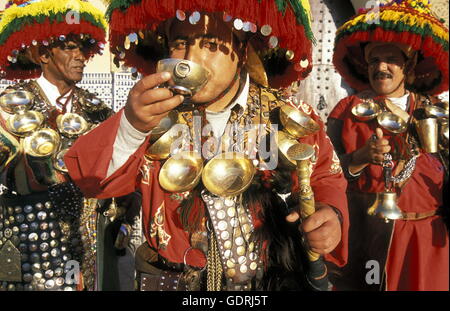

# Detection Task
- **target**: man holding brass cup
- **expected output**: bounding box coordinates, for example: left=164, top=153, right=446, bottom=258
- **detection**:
left=0, top=0, right=115, bottom=291
left=66, top=0, right=349, bottom=291
left=327, top=0, right=449, bottom=291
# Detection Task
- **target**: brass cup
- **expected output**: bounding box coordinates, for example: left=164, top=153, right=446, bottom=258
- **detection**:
left=415, top=118, right=439, bottom=153
left=202, top=152, right=255, bottom=197
left=351, top=101, right=381, bottom=121
left=6, top=110, right=44, bottom=136
left=149, top=110, right=179, bottom=143
left=277, top=131, right=299, bottom=169
left=367, top=192, right=403, bottom=223
left=377, top=112, right=407, bottom=134
left=158, top=151, right=203, bottom=192
left=23, top=128, right=60, bottom=158
left=156, top=58, right=210, bottom=97
left=56, top=113, right=89, bottom=138
left=146, top=125, right=185, bottom=160
left=0, top=89, right=34, bottom=114
left=279, top=104, right=320, bottom=138
left=424, top=105, right=448, bottom=119
left=53, top=148, right=68, bottom=173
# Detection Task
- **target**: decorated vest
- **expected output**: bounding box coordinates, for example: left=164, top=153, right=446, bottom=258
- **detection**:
left=0, top=80, right=112, bottom=291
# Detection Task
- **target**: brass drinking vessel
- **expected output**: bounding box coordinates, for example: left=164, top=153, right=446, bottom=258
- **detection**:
left=56, top=113, right=89, bottom=138
left=279, top=104, right=320, bottom=138
left=202, top=152, right=255, bottom=197
left=351, top=101, right=382, bottom=121
left=149, top=110, right=179, bottom=143
left=0, top=89, right=34, bottom=114
left=424, top=105, right=448, bottom=119
left=6, top=110, right=44, bottom=136
left=158, top=151, right=204, bottom=192
left=377, top=112, right=407, bottom=134
left=415, top=118, right=439, bottom=153
left=156, top=58, right=210, bottom=97
left=146, top=124, right=186, bottom=160
left=23, top=128, right=60, bottom=158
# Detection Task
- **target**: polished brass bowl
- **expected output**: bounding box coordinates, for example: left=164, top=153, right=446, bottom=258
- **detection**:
left=202, top=152, right=255, bottom=197
left=149, top=110, right=179, bottom=143
left=23, top=128, right=60, bottom=157
left=351, top=101, right=381, bottom=121
left=159, top=151, right=203, bottom=192
left=277, top=131, right=299, bottom=169
left=0, top=89, right=34, bottom=114
left=6, top=110, right=44, bottom=136
left=146, top=124, right=185, bottom=160
left=156, top=58, right=210, bottom=97
left=56, top=113, right=89, bottom=138
left=53, top=148, right=68, bottom=172
left=279, top=104, right=320, bottom=138
left=424, top=105, right=448, bottom=119
left=377, top=112, right=407, bottom=134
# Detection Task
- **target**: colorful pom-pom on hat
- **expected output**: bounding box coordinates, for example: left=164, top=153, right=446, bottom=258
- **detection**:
left=106, top=0, right=315, bottom=88
left=333, top=0, right=449, bottom=95
left=0, top=0, right=108, bottom=81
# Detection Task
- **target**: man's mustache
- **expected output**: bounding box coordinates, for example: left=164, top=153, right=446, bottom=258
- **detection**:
left=373, top=71, right=393, bottom=80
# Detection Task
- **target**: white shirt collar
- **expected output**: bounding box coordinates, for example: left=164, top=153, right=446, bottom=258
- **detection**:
left=387, top=91, right=410, bottom=111
left=205, top=74, right=249, bottom=137
left=36, top=74, right=73, bottom=111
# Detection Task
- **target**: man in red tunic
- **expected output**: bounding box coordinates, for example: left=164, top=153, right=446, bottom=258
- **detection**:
left=328, top=0, right=449, bottom=291
left=66, top=0, right=349, bottom=291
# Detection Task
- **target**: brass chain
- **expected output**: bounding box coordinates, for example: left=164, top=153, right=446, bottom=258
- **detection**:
left=206, top=232, right=223, bottom=291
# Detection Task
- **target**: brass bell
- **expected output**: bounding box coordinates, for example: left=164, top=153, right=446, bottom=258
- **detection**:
left=367, top=192, right=403, bottom=223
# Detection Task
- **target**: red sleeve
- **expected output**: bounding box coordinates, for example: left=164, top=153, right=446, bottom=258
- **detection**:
left=293, top=103, right=349, bottom=267
left=65, top=109, right=149, bottom=199
left=329, top=96, right=353, bottom=121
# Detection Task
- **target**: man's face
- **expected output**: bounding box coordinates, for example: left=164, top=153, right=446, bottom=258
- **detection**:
left=45, top=40, right=87, bottom=84
left=367, top=44, right=408, bottom=97
left=167, top=14, right=243, bottom=103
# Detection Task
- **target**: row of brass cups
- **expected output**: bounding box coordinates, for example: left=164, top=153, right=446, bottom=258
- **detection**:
left=146, top=104, right=320, bottom=197
left=0, top=90, right=90, bottom=172
left=352, top=100, right=449, bottom=152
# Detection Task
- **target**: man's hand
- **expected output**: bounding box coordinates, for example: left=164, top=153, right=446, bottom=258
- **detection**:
left=124, top=72, right=184, bottom=132
left=286, top=203, right=342, bottom=255
left=349, top=127, right=391, bottom=174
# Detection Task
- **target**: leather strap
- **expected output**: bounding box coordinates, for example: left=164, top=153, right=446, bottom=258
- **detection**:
left=401, top=210, right=436, bottom=221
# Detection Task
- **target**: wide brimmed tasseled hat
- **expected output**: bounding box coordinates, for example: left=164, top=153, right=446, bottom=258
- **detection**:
left=0, top=0, right=108, bottom=80
left=333, top=0, right=449, bottom=95
left=106, top=0, right=316, bottom=88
